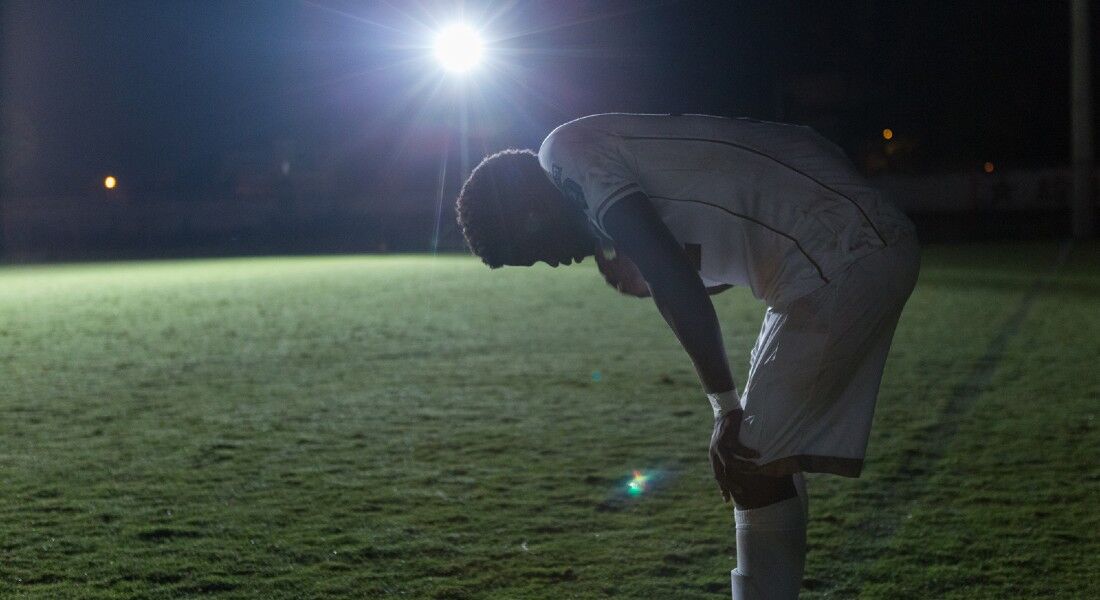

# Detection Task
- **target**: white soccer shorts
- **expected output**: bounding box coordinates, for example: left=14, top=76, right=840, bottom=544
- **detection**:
left=736, top=234, right=921, bottom=477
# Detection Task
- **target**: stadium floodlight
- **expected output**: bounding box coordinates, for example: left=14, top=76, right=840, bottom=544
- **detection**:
left=433, top=23, right=484, bottom=73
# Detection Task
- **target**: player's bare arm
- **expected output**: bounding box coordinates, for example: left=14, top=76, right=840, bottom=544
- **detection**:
left=601, top=192, right=761, bottom=501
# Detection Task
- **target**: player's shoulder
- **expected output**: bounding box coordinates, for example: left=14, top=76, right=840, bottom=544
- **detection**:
left=539, top=113, right=665, bottom=168
left=545, top=113, right=623, bottom=137
left=538, top=113, right=820, bottom=169
left=542, top=115, right=615, bottom=152
left=542, top=112, right=680, bottom=141
left=539, top=115, right=616, bottom=171
left=542, top=113, right=813, bottom=147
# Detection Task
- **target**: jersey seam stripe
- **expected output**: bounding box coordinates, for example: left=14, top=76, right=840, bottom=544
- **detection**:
left=619, top=135, right=889, bottom=246
left=593, top=183, right=642, bottom=223
left=648, top=195, right=830, bottom=283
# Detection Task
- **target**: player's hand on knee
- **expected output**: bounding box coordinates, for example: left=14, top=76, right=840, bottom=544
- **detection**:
left=708, top=410, right=760, bottom=503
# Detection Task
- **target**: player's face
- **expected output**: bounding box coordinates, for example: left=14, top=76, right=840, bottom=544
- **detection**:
left=504, top=189, right=594, bottom=268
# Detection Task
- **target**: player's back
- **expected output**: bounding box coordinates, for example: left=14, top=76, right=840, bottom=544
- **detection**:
left=539, top=113, right=915, bottom=307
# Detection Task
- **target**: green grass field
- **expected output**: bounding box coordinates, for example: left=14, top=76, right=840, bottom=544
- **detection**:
left=1, top=243, right=1098, bottom=599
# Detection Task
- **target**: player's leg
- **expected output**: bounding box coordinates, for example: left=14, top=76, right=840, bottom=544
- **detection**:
left=729, top=471, right=807, bottom=600
left=727, top=234, right=918, bottom=599
left=731, top=300, right=817, bottom=600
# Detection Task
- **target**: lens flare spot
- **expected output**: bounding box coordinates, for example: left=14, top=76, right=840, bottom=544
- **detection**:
left=627, top=470, right=649, bottom=496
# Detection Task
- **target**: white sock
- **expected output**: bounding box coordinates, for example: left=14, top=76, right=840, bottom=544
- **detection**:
left=731, top=495, right=806, bottom=600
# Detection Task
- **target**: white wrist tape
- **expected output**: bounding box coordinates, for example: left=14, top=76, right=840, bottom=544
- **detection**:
left=707, top=389, right=741, bottom=420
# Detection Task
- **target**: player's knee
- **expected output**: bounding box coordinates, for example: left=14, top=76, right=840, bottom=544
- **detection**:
left=730, top=472, right=797, bottom=510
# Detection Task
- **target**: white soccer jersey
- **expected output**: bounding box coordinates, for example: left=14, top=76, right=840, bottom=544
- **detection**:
left=537, top=113, right=915, bottom=307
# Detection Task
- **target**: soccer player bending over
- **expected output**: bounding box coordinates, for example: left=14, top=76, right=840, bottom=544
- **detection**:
left=455, top=113, right=919, bottom=599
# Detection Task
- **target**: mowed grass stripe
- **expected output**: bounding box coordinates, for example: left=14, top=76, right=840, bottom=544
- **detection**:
left=802, top=242, right=1075, bottom=598
left=866, top=242, right=1070, bottom=534
left=859, top=242, right=1100, bottom=598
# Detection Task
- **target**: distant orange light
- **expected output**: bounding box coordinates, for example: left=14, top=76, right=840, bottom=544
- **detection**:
left=983, top=162, right=994, bottom=174
left=882, top=128, right=894, bottom=140
left=104, top=175, right=117, bottom=189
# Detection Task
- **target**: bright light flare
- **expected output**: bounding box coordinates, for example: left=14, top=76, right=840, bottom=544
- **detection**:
left=104, top=175, right=117, bottom=190
left=433, top=24, right=484, bottom=73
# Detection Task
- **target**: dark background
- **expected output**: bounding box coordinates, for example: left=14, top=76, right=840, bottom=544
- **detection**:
left=1, top=0, right=1096, bottom=259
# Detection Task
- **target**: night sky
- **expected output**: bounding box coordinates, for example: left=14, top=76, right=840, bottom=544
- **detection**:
left=1, top=0, right=1095, bottom=202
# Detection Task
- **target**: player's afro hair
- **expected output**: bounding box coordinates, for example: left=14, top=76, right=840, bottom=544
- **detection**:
left=455, top=148, right=548, bottom=268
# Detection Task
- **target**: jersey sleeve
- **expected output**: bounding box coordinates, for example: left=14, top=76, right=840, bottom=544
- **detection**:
left=538, top=124, right=642, bottom=236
